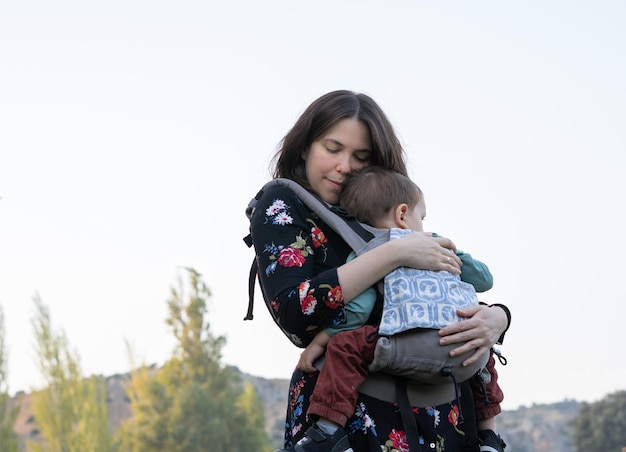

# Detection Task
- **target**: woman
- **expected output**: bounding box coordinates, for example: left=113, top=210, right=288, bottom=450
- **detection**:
left=248, top=90, right=510, bottom=451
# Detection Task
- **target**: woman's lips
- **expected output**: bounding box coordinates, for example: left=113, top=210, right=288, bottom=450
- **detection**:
left=327, top=179, right=343, bottom=190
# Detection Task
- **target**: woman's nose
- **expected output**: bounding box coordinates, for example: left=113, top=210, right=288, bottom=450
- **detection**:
left=336, top=154, right=352, bottom=173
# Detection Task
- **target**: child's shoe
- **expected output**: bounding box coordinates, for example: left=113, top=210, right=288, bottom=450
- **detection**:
left=274, top=424, right=352, bottom=452
left=478, top=429, right=506, bottom=452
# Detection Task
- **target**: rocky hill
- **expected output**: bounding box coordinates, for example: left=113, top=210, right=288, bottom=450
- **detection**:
left=10, top=369, right=580, bottom=452
left=496, top=400, right=579, bottom=452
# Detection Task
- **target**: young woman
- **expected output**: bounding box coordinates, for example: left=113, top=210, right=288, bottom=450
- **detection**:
left=248, top=90, right=510, bottom=451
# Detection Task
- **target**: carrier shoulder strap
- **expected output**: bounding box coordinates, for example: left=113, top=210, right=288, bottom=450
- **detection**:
left=396, top=377, right=423, bottom=452
left=245, top=178, right=381, bottom=252
left=460, top=379, right=481, bottom=451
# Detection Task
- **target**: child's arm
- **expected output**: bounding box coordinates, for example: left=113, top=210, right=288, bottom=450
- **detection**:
left=298, top=330, right=330, bottom=373
left=296, top=251, right=379, bottom=373
left=456, top=250, right=493, bottom=293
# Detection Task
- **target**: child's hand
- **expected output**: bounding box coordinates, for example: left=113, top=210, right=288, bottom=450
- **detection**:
left=297, top=342, right=325, bottom=373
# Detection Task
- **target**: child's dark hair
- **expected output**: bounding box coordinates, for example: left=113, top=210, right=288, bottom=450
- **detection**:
left=340, top=167, right=423, bottom=226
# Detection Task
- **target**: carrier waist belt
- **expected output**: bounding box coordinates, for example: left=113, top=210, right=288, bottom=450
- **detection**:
left=359, top=371, right=457, bottom=406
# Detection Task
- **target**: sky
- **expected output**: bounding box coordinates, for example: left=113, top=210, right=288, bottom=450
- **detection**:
left=1, top=1, right=625, bottom=411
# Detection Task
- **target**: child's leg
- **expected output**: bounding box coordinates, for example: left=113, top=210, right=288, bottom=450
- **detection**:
left=307, top=325, right=379, bottom=427
left=470, top=350, right=504, bottom=429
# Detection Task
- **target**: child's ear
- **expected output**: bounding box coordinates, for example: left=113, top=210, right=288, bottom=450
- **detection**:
left=394, top=204, right=410, bottom=229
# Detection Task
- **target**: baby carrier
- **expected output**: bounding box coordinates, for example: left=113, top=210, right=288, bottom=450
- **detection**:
left=243, top=178, right=489, bottom=452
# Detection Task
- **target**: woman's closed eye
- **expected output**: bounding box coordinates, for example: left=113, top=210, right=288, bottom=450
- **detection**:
left=353, top=151, right=371, bottom=163
left=324, top=146, right=369, bottom=163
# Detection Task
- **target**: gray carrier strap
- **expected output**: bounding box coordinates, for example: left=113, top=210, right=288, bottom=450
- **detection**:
left=246, top=178, right=387, bottom=255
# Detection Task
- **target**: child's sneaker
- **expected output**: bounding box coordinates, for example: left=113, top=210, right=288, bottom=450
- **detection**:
left=275, top=424, right=352, bottom=452
left=478, top=429, right=506, bottom=452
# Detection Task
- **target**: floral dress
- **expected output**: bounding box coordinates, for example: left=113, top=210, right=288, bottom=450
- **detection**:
left=249, top=184, right=468, bottom=452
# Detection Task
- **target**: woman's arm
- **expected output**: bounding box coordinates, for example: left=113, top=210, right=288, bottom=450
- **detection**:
left=250, top=185, right=360, bottom=344
left=338, top=231, right=463, bottom=303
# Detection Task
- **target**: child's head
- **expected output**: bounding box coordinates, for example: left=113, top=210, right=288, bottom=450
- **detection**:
left=340, top=167, right=426, bottom=231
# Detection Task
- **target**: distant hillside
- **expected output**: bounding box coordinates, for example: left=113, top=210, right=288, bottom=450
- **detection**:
left=496, top=400, right=579, bottom=452
left=9, top=366, right=289, bottom=451
left=10, top=368, right=580, bottom=452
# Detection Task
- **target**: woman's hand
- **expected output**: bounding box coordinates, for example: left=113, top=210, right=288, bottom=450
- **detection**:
left=397, top=232, right=463, bottom=274
left=438, top=304, right=508, bottom=366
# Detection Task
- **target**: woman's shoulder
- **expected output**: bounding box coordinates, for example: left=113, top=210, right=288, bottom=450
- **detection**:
left=254, top=181, right=314, bottom=212
left=254, top=179, right=310, bottom=203
left=250, top=181, right=316, bottom=225
left=256, top=180, right=298, bottom=199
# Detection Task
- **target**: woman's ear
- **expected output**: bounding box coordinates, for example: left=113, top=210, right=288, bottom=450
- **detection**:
left=394, top=204, right=410, bottom=229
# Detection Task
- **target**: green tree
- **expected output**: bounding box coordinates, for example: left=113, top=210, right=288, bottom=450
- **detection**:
left=0, top=305, right=20, bottom=452
left=233, top=381, right=272, bottom=450
left=29, top=294, right=113, bottom=452
left=118, top=268, right=271, bottom=452
left=570, top=390, right=626, bottom=451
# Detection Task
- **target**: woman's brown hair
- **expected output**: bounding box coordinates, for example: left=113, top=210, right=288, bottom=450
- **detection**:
left=272, top=90, right=407, bottom=190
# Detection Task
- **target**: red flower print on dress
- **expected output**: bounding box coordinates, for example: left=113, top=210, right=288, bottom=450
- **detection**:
left=448, top=404, right=460, bottom=427
left=387, top=429, right=409, bottom=452
left=310, top=225, right=327, bottom=248
left=300, top=294, right=317, bottom=315
left=278, top=247, right=306, bottom=268
left=298, top=280, right=311, bottom=299
left=325, top=285, right=343, bottom=308
left=299, top=281, right=317, bottom=315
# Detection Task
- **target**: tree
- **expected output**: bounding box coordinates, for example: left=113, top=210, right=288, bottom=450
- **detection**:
left=29, top=294, right=113, bottom=452
left=0, top=305, right=20, bottom=452
left=232, top=381, right=273, bottom=450
left=570, top=390, right=626, bottom=451
left=118, top=268, right=271, bottom=452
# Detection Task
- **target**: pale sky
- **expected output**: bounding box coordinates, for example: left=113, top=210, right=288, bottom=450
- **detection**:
left=1, top=1, right=625, bottom=411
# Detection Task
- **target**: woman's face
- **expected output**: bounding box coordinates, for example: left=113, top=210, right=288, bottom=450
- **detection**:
left=304, top=118, right=372, bottom=204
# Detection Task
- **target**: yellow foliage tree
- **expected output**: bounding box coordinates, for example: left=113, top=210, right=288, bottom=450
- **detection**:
left=0, top=305, right=20, bottom=452
left=29, top=294, right=113, bottom=452
left=117, top=268, right=271, bottom=452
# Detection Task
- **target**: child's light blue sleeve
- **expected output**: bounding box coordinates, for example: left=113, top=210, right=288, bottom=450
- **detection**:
left=324, top=251, right=377, bottom=336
